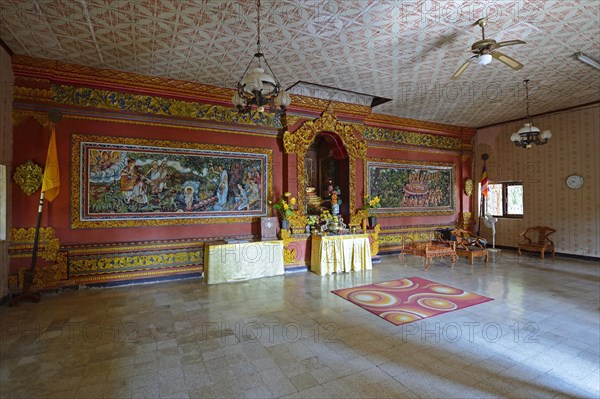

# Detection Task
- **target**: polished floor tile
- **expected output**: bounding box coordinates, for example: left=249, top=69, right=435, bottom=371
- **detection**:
left=1, top=250, right=599, bottom=398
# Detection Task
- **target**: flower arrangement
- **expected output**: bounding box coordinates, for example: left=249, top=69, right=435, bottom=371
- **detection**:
left=363, top=194, right=382, bottom=210
left=306, top=215, right=319, bottom=226
left=272, top=192, right=296, bottom=221
left=319, top=209, right=336, bottom=224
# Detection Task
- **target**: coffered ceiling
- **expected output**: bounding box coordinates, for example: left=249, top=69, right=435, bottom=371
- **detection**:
left=1, top=0, right=599, bottom=128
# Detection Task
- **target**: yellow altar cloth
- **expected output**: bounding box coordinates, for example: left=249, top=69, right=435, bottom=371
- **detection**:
left=310, top=234, right=372, bottom=276
left=204, top=240, right=284, bottom=284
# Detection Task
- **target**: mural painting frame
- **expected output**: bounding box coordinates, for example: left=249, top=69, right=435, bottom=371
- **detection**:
left=71, top=134, right=272, bottom=228
left=366, top=158, right=456, bottom=217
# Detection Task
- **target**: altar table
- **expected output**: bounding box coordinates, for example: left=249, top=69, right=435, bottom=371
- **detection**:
left=204, top=240, right=284, bottom=284
left=311, top=234, right=372, bottom=276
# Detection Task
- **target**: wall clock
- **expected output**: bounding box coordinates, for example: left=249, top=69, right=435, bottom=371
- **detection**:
left=566, top=175, right=584, bottom=190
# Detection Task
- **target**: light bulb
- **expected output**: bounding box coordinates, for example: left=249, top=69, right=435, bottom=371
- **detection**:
left=541, top=130, right=552, bottom=140
left=478, top=54, right=493, bottom=65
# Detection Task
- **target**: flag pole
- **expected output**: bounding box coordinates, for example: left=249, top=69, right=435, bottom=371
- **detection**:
left=10, top=111, right=61, bottom=306
left=477, top=153, right=489, bottom=236
left=9, top=191, right=45, bottom=305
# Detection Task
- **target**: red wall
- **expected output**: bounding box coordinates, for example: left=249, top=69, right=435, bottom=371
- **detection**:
left=12, top=116, right=283, bottom=246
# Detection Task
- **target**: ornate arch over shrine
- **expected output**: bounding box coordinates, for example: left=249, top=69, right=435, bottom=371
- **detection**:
left=283, top=111, right=367, bottom=216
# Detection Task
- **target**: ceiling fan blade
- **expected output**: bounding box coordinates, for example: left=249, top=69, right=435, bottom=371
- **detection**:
left=495, top=39, right=526, bottom=48
left=492, top=51, right=524, bottom=70
left=451, top=60, right=472, bottom=80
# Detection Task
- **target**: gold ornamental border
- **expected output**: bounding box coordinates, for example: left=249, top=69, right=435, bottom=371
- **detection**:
left=69, top=249, right=204, bottom=276
left=283, top=111, right=367, bottom=219
left=367, top=142, right=461, bottom=155
left=65, top=239, right=206, bottom=255
left=9, top=227, right=67, bottom=289
left=13, top=80, right=302, bottom=130
left=365, top=158, right=456, bottom=217
left=363, top=126, right=462, bottom=150
left=364, top=113, right=473, bottom=136
left=71, top=134, right=272, bottom=229
left=66, top=266, right=203, bottom=286
left=51, top=84, right=290, bottom=129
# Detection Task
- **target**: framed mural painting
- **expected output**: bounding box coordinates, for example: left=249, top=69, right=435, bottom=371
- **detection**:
left=366, top=159, right=455, bottom=216
left=71, top=134, right=271, bottom=228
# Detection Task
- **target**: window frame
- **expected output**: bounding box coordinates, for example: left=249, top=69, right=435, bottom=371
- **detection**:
left=483, top=181, right=524, bottom=219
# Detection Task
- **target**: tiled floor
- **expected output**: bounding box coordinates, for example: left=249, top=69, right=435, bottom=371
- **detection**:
left=1, top=250, right=599, bottom=398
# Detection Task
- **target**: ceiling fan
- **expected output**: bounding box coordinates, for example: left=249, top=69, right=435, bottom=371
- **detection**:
left=451, top=18, right=526, bottom=80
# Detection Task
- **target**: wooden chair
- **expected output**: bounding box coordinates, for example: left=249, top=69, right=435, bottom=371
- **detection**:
left=517, top=226, right=556, bottom=259
left=450, top=229, right=488, bottom=265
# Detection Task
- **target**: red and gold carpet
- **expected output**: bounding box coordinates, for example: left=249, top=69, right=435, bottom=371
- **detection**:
left=332, top=276, right=493, bottom=326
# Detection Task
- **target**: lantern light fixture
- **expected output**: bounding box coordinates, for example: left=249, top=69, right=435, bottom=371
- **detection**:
left=232, top=0, right=290, bottom=114
left=510, top=79, right=552, bottom=148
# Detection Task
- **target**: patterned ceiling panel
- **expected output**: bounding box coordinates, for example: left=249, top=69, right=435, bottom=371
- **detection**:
left=1, top=0, right=599, bottom=127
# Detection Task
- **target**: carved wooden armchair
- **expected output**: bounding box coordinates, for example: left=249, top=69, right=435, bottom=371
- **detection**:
left=517, top=226, right=556, bottom=259
left=450, top=229, right=488, bottom=265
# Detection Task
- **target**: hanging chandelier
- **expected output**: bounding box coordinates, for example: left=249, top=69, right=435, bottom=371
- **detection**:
left=232, top=0, right=291, bottom=114
left=510, top=79, right=552, bottom=148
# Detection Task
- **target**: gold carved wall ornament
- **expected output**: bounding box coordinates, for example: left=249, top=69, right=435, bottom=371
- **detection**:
left=465, top=179, right=473, bottom=196
left=9, top=227, right=67, bottom=289
left=12, top=109, right=52, bottom=128
left=283, top=111, right=367, bottom=215
left=288, top=212, right=307, bottom=230
left=460, top=212, right=473, bottom=229
left=362, top=126, right=462, bottom=150
left=13, top=161, right=43, bottom=196
left=10, top=227, right=61, bottom=261
left=279, top=229, right=299, bottom=265
left=350, top=209, right=369, bottom=228
left=370, top=225, right=381, bottom=257
left=13, top=85, right=53, bottom=103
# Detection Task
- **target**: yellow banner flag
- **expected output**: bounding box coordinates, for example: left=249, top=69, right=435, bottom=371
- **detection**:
left=41, top=126, right=60, bottom=202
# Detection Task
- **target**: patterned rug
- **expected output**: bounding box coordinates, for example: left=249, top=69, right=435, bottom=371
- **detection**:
left=332, top=276, right=493, bottom=326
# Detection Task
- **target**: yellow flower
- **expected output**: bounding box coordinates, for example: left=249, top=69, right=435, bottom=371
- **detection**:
left=363, top=194, right=382, bottom=210
left=273, top=193, right=296, bottom=221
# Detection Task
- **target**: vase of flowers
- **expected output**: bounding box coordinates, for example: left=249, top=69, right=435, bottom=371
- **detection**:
left=363, top=194, right=381, bottom=228
left=306, top=215, right=319, bottom=234
left=273, top=192, right=296, bottom=230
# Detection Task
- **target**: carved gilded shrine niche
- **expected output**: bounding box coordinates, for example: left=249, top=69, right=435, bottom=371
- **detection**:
left=283, top=112, right=367, bottom=225
left=305, top=134, right=350, bottom=219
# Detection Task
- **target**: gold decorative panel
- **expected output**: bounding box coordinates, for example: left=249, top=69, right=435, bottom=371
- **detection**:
left=283, top=111, right=367, bottom=215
